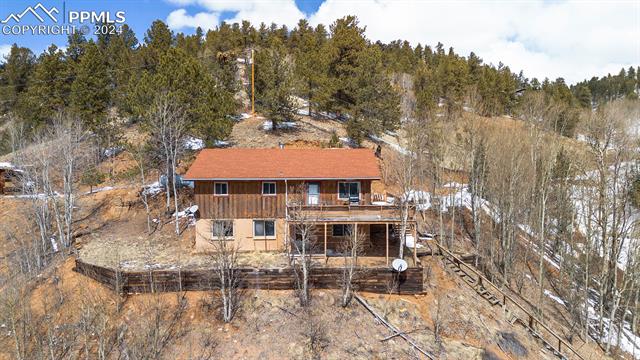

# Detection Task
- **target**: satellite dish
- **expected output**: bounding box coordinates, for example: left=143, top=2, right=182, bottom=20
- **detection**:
left=187, top=205, right=199, bottom=214
left=392, top=258, right=408, bottom=272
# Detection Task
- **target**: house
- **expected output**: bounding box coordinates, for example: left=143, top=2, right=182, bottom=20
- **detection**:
left=0, top=162, right=22, bottom=195
left=183, top=148, right=416, bottom=263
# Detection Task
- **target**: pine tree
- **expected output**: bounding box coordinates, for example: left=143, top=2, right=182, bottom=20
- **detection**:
left=324, top=16, right=368, bottom=114
left=132, top=48, right=235, bottom=145
left=105, top=24, right=139, bottom=113
left=292, top=19, right=329, bottom=115
left=348, top=45, right=400, bottom=144
left=0, top=44, right=35, bottom=113
left=575, top=85, right=592, bottom=108
left=414, top=62, right=438, bottom=116
left=141, top=20, right=173, bottom=72
left=70, top=42, right=112, bottom=142
left=65, top=32, right=87, bottom=62
left=255, top=38, right=299, bottom=129
left=17, top=45, right=68, bottom=127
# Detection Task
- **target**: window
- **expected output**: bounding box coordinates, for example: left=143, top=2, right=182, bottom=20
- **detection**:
left=338, top=181, right=360, bottom=200
left=254, top=220, right=276, bottom=238
left=212, top=220, right=233, bottom=238
left=332, top=224, right=353, bottom=237
left=214, top=182, right=228, bottom=196
left=262, top=182, right=276, bottom=196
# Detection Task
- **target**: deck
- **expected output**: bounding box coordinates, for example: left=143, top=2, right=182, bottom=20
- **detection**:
left=286, top=204, right=414, bottom=223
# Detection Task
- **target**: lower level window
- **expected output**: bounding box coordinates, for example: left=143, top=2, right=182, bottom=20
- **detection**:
left=332, top=224, right=352, bottom=237
left=212, top=220, right=233, bottom=238
left=254, top=220, right=275, bottom=238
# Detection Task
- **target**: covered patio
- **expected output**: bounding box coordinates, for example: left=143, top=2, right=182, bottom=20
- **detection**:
left=286, top=207, right=418, bottom=266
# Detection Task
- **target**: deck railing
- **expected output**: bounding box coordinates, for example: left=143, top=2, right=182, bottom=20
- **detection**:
left=286, top=203, right=412, bottom=222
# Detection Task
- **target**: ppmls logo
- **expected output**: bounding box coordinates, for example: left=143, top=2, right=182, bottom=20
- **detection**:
left=1, top=3, right=59, bottom=24
left=2, top=2, right=126, bottom=35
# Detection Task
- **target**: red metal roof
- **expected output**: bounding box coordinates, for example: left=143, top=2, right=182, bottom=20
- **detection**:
left=184, top=148, right=381, bottom=180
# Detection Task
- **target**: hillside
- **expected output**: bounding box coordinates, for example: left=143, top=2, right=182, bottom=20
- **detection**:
left=0, top=109, right=624, bottom=359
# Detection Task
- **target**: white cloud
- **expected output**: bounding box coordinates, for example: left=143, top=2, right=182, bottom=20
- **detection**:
left=0, top=44, right=11, bottom=63
left=165, top=0, right=640, bottom=84
left=167, top=8, right=219, bottom=31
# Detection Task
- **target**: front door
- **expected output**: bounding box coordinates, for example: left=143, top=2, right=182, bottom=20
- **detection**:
left=307, top=183, right=320, bottom=205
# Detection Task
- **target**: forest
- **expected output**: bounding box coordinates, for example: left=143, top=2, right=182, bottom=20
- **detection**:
left=1, top=16, right=638, bottom=152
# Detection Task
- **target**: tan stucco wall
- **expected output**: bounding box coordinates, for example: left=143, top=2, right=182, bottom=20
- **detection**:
left=195, top=218, right=286, bottom=253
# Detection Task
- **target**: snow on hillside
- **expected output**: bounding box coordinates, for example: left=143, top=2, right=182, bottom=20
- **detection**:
left=409, top=183, right=640, bottom=357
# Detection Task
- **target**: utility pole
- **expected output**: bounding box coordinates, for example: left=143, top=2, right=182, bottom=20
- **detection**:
left=251, top=48, right=255, bottom=116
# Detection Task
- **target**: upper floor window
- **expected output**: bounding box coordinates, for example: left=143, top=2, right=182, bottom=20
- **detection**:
left=214, top=182, right=228, bottom=196
left=338, top=181, right=360, bottom=200
left=262, top=182, right=276, bottom=196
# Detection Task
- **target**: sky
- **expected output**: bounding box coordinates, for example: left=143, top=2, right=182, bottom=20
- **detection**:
left=0, top=0, right=638, bottom=84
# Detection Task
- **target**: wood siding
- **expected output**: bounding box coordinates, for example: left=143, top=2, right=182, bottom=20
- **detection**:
left=195, top=179, right=372, bottom=219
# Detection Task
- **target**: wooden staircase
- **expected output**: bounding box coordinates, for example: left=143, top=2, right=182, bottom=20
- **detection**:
left=428, top=241, right=584, bottom=360
left=443, top=254, right=502, bottom=306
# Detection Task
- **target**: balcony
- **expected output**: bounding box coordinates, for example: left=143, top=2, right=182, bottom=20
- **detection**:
left=286, top=203, right=412, bottom=223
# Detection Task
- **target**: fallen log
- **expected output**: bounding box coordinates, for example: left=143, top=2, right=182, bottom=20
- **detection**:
left=355, top=294, right=435, bottom=359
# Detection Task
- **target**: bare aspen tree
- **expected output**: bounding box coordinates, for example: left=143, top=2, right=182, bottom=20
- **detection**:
left=388, top=119, right=426, bottom=259
left=51, top=115, right=88, bottom=249
left=210, top=220, right=241, bottom=322
left=288, top=185, right=317, bottom=307
left=582, top=100, right=635, bottom=346
left=15, top=134, right=55, bottom=270
left=147, top=94, right=188, bottom=234
left=465, top=118, right=488, bottom=267
left=390, top=151, right=418, bottom=259
left=129, top=142, right=153, bottom=233
left=340, top=226, right=365, bottom=307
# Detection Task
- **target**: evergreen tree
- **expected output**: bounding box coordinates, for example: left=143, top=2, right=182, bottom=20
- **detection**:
left=0, top=44, right=35, bottom=113
left=17, top=45, right=68, bottom=127
left=348, top=45, right=400, bottom=144
left=132, top=48, right=235, bottom=145
left=141, top=20, right=173, bottom=72
left=575, top=85, right=592, bottom=108
left=254, top=38, right=299, bottom=129
left=65, top=33, right=87, bottom=62
left=324, top=16, right=368, bottom=114
left=414, top=62, right=438, bottom=116
left=436, top=50, right=469, bottom=118
left=70, top=42, right=112, bottom=141
left=105, top=24, right=139, bottom=113
left=291, top=19, right=329, bottom=115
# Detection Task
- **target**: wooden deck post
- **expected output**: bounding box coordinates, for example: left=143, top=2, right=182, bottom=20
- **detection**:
left=324, top=222, right=328, bottom=262
left=385, top=223, right=389, bottom=265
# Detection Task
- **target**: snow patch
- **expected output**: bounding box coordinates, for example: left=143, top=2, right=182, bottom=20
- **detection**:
left=184, top=137, right=204, bottom=150
left=543, top=290, right=566, bottom=306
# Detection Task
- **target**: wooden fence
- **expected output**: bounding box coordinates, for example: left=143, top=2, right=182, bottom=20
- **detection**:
left=74, top=259, right=424, bottom=294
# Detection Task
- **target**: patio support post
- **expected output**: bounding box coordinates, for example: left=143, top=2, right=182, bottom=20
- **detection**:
left=324, top=222, right=328, bottom=262
left=385, top=223, right=389, bottom=265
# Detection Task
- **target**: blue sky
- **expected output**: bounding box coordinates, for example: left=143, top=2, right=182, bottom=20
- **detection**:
left=0, top=0, right=324, bottom=52
left=1, top=0, right=638, bottom=84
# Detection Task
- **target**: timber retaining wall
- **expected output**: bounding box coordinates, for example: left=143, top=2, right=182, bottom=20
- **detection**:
left=74, top=259, right=424, bottom=294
